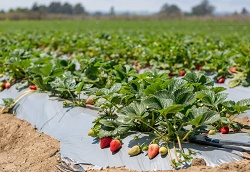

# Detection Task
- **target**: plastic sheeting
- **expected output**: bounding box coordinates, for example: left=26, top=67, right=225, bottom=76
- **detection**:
left=0, top=83, right=250, bottom=171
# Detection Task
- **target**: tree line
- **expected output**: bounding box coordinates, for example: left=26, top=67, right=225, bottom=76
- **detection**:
left=159, top=0, right=248, bottom=16
left=6, top=2, right=86, bottom=15
left=0, top=0, right=249, bottom=18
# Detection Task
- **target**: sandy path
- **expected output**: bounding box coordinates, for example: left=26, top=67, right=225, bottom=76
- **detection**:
left=0, top=114, right=60, bottom=172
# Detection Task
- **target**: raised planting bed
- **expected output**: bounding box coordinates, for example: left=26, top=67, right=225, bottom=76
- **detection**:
left=1, top=28, right=250, bottom=171
left=1, top=72, right=250, bottom=171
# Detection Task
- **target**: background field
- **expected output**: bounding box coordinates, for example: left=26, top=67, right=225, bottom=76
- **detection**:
left=0, top=20, right=250, bottom=35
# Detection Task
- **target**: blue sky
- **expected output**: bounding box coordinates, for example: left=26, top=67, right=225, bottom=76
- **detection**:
left=1, top=0, right=249, bottom=13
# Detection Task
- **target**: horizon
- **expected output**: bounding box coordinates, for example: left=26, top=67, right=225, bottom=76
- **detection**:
left=1, top=0, right=250, bottom=14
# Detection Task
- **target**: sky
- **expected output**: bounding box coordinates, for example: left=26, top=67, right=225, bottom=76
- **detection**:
left=1, top=0, right=250, bottom=13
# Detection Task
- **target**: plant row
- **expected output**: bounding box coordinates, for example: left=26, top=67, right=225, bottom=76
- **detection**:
left=87, top=71, right=250, bottom=167
left=0, top=31, right=250, bottom=88
left=0, top=31, right=250, bottom=168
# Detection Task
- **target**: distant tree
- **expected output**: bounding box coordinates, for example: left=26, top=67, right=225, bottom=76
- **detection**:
left=160, top=4, right=181, bottom=15
left=233, top=11, right=238, bottom=15
left=109, top=6, right=115, bottom=15
left=8, top=8, right=14, bottom=13
left=48, top=2, right=62, bottom=13
left=16, top=8, right=29, bottom=12
left=73, top=3, right=85, bottom=15
left=7, top=1, right=87, bottom=16
left=0, top=9, right=5, bottom=13
left=241, top=8, right=249, bottom=15
left=31, top=3, right=39, bottom=12
left=93, top=11, right=103, bottom=16
left=61, top=3, right=73, bottom=14
left=38, top=5, right=47, bottom=13
left=192, top=0, right=215, bottom=16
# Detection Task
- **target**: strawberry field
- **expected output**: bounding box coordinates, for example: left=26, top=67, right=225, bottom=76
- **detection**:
left=0, top=20, right=250, bottom=171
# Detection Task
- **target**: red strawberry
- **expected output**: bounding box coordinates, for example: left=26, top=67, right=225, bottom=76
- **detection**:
left=168, top=72, right=173, bottom=77
left=110, top=139, right=122, bottom=152
left=218, top=78, right=225, bottom=83
left=100, top=137, right=112, bottom=149
left=148, top=144, right=159, bottom=159
left=4, top=82, right=11, bottom=89
left=29, top=85, right=37, bottom=90
left=196, top=65, right=202, bottom=71
left=86, top=97, right=95, bottom=105
left=179, top=70, right=186, bottom=76
left=220, top=126, right=229, bottom=134
left=229, top=67, right=236, bottom=73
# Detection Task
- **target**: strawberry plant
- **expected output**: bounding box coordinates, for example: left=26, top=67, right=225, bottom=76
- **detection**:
left=0, top=89, right=38, bottom=114
left=0, top=30, right=249, bottom=89
left=0, top=98, right=15, bottom=114
left=89, top=72, right=250, bottom=168
left=49, top=71, right=93, bottom=107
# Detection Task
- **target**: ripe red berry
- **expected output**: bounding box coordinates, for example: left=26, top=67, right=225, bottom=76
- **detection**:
left=168, top=72, right=173, bottom=77
left=86, top=97, right=95, bottom=105
left=29, top=85, right=37, bottom=90
left=179, top=70, right=186, bottom=76
left=4, top=82, right=11, bottom=89
left=220, top=126, right=229, bottom=134
left=218, top=78, right=225, bottom=83
left=100, top=137, right=112, bottom=149
left=196, top=65, right=202, bottom=71
left=148, top=144, right=159, bottom=159
left=110, top=139, right=122, bottom=152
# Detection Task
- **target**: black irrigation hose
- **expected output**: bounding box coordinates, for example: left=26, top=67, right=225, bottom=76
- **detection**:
left=204, top=136, right=250, bottom=147
left=191, top=136, right=250, bottom=153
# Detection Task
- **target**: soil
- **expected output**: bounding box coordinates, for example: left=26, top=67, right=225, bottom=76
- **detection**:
left=234, top=116, right=250, bottom=133
left=0, top=114, right=60, bottom=172
left=1, top=114, right=250, bottom=172
left=86, top=159, right=250, bottom=172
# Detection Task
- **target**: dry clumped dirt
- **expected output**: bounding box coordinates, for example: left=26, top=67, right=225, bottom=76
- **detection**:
left=1, top=114, right=250, bottom=172
left=0, top=114, right=60, bottom=172
left=86, top=158, right=250, bottom=172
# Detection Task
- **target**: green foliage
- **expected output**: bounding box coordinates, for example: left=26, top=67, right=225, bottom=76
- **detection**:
left=89, top=72, right=250, bottom=167
left=1, top=98, right=14, bottom=108
left=1, top=22, right=250, bottom=168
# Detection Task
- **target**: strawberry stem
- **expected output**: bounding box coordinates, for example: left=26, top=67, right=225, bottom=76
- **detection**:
left=166, top=144, right=176, bottom=168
